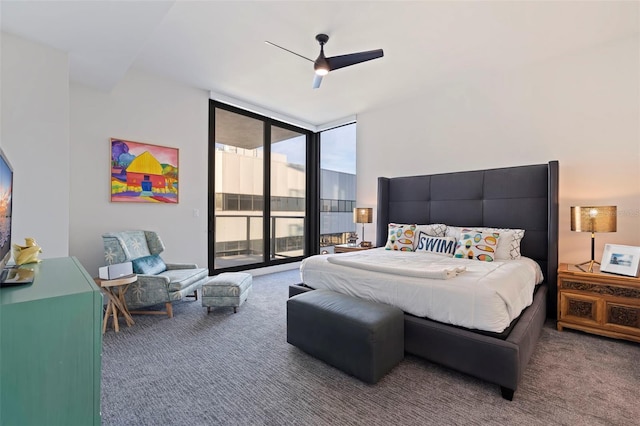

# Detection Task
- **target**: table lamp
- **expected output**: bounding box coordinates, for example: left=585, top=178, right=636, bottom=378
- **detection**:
left=353, top=207, right=373, bottom=247
left=571, top=205, right=617, bottom=272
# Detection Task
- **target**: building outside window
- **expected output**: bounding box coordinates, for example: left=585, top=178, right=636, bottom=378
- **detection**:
left=320, top=123, right=357, bottom=250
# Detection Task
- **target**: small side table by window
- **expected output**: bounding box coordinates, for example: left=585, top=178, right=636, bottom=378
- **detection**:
left=94, top=274, right=137, bottom=333
left=334, top=244, right=376, bottom=254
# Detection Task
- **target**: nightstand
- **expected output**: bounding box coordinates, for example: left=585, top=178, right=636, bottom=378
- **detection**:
left=334, top=244, right=375, bottom=254
left=557, top=263, right=640, bottom=343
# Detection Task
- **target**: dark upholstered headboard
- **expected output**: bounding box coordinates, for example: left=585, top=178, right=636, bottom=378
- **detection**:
left=376, top=162, right=559, bottom=318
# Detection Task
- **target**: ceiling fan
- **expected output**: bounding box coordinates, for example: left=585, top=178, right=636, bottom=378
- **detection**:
left=265, top=34, right=384, bottom=89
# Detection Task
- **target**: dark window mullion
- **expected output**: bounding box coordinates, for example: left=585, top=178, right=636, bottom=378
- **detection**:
left=263, top=121, right=271, bottom=263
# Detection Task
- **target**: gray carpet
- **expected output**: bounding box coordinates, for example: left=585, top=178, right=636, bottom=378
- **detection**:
left=102, top=269, right=640, bottom=425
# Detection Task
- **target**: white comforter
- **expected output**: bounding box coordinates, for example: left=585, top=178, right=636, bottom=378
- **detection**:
left=300, top=248, right=543, bottom=333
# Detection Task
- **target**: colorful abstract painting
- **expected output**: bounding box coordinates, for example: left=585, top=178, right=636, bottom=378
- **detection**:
left=110, top=138, right=179, bottom=203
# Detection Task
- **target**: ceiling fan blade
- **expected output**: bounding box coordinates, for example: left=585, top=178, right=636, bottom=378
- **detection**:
left=326, top=49, right=384, bottom=72
left=264, top=40, right=314, bottom=62
left=312, top=74, right=323, bottom=89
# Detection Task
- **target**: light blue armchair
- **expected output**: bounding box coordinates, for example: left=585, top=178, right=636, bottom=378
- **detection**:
left=102, top=230, right=209, bottom=318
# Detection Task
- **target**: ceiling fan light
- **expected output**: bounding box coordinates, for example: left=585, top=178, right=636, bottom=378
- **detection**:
left=314, top=49, right=330, bottom=76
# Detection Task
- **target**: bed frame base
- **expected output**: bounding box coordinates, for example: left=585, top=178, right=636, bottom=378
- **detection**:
left=290, top=283, right=547, bottom=400
left=501, top=387, right=515, bottom=401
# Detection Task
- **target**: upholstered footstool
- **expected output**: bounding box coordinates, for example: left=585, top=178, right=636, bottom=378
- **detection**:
left=287, top=289, right=404, bottom=384
left=202, top=272, right=252, bottom=313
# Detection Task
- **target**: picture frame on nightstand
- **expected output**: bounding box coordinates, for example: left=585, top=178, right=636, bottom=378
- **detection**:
left=600, top=244, right=640, bottom=277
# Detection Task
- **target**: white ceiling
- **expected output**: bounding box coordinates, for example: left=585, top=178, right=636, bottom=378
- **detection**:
left=1, top=1, right=638, bottom=128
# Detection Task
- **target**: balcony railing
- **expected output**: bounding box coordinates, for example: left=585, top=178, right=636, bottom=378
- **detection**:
left=214, top=214, right=305, bottom=269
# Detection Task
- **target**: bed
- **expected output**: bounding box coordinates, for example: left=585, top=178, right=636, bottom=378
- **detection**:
left=292, top=161, right=558, bottom=400
left=301, top=249, right=544, bottom=333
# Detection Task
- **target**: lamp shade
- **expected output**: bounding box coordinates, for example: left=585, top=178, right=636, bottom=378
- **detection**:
left=571, top=206, right=617, bottom=233
left=353, top=207, right=373, bottom=224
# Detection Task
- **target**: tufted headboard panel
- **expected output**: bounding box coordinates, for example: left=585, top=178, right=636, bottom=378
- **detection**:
left=376, top=162, right=559, bottom=318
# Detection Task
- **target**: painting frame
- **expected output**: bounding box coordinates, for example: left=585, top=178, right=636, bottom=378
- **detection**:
left=110, top=138, right=179, bottom=204
left=600, top=244, right=640, bottom=277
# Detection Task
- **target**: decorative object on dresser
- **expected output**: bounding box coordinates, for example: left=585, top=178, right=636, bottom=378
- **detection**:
left=557, top=263, right=640, bottom=343
left=11, top=237, right=42, bottom=265
left=353, top=207, right=373, bottom=247
left=570, top=205, right=617, bottom=272
left=600, top=244, right=640, bottom=277
left=334, top=244, right=375, bottom=253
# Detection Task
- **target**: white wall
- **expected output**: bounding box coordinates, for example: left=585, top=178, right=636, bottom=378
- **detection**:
left=0, top=32, right=70, bottom=258
left=69, top=69, right=209, bottom=276
left=358, top=36, right=640, bottom=264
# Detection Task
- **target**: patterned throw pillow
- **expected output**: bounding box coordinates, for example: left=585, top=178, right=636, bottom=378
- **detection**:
left=385, top=223, right=417, bottom=251
left=415, top=223, right=447, bottom=237
left=446, top=226, right=524, bottom=260
left=453, top=230, right=500, bottom=262
left=414, top=233, right=457, bottom=257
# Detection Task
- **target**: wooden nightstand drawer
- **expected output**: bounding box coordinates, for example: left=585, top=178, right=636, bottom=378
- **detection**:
left=559, top=292, right=601, bottom=326
left=604, top=301, right=640, bottom=333
left=557, top=263, right=640, bottom=343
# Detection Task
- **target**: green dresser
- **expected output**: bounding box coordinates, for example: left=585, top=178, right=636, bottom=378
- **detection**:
left=0, top=257, right=102, bottom=426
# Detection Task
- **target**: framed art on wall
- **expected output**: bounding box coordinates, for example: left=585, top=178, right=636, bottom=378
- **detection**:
left=600, top=244, right=640, bottom=277
left=110, top=138, right=179, bottom=204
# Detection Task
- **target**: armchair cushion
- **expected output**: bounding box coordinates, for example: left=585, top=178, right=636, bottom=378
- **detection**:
left=162, top=267, right=209, bottom=292
left=132, top=254, right=167, bottom=275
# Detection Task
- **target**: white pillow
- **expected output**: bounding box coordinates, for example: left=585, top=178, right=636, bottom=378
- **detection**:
left=445, top=226, right=525, bottom=260
left=482, top=227, right=525, bottom=259
left=414, top=233, right=457, bottom=257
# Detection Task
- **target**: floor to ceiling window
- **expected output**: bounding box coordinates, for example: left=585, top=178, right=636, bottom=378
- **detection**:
left=270, top=125, right=306, bottom=259
left=319, top=123, right=357, bottom=250
left=209, top=102, right=311, bottom=272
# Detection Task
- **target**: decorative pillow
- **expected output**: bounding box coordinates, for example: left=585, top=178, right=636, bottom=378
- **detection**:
left=446, top=226, right=524, bottom=260
left=413, top=224, right=447, bottom=249
left=384, top=223, right=417, bottom=251
left=481, top=227, right=525, bottom=260
left=453, top=230, right=499, bottom=262
left=414, top=233, right=457, bottom=257
left=132, top=254, right=167, bottom=275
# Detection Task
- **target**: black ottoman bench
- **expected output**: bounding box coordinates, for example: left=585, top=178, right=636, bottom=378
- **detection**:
left=287, top=289, right=404, bottom=384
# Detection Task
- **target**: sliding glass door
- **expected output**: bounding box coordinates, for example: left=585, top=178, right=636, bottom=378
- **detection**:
left=209, top=102, right=310, bottom=272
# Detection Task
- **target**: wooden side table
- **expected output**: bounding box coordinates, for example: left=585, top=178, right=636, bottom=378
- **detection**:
left=334, top=244, right=376, bottom=253
left=557, top=263, right=640, bottom=343
left=94, top=274, right=137, bottom=333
